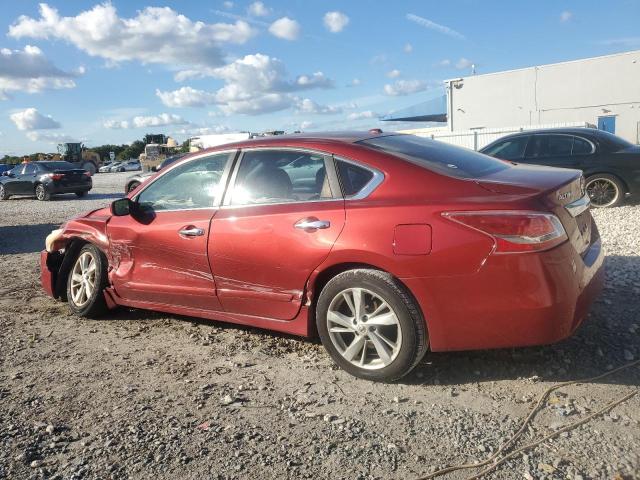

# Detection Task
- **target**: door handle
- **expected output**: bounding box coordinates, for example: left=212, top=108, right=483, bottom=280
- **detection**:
left=179, top=226, right=205, bottom=237
left=294, top=219, right=330, bottom=230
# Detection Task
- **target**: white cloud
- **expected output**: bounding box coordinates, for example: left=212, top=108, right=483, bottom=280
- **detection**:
left=0, top=45, right=78, bottom=99
left=295, top=98, right=342, bottom=115
left=299, top=120, right=314, bottom=130
left=347, top=110, right=378, bottom=121
left=223, top=1, right=234, bottom=9
left=10, top=108, right=61, bottom=130
left=387, top=69, right=401, bottom=78
left=404, top=43, right=413, bottom=53
left=104, top=113, right=189, bottom=129
left=156, top=86, right=217, bottom=108
left=455, top=58, right=473, bottom=70
left=406, top=13, right=465, bottom=40
left=597, top=37, right=640, bottom=47
left=269, top=17, right=300, bottom=40
left=9, top=3, right=256, bottom=70
left=248, top=1, right=271, bottom=17
left=323, top=11, right=349, bottom=33
left=159, top=54, right=334, bottom=115
left=383, top=79, right=428, bottom=96
left=174, top=125, right=230, bottom=136
left=25, top=131, right=78, bottom=143
left=349, top=78, right=361, bottom=87
left=560, top=11, right=573, bottom=22
left=438, top=59, right=452, bottom=67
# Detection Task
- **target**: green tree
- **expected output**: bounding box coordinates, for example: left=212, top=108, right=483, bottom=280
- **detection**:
left=117, top=140, right=145, bottom=161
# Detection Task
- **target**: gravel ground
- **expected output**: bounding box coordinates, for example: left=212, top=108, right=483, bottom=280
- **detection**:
left=1, top=173, right=639, bottom=480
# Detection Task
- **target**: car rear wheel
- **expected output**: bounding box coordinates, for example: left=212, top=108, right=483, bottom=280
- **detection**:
left=66, top=243, right=109, bottom=318
left=316, top=269, right=428, bottom=382
left=0, top=184, right=8, bottom=200
left=586, top=174, right=624, bottom=208
left=35, top=184, right=50, bottom=201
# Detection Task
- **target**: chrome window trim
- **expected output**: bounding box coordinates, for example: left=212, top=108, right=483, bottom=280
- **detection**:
left=565, top=193, right=591, bottom=217
left=131, top=149, right=238, bottom=209
left=571, top=135, right=596, bottom=156
left=333, top=155, right=384, bottom=200
left=221, top=146, right=344, bottom=208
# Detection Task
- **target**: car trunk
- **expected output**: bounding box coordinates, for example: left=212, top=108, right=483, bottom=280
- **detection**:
left=56, top=169, right=89, bottom=187
left=475, top=165, right=594, bottom=255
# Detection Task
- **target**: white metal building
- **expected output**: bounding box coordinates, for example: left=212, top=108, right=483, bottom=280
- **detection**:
left=444, top=50, right=640, bottom=143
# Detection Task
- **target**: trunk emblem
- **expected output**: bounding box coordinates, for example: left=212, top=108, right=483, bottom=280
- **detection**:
left=558, top=191, right=572, bottom=201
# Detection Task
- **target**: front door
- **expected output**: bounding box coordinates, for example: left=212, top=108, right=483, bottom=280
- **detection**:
left=209, top=148, right=345, bottom=320
left=106, top=152, right=234, bottom=311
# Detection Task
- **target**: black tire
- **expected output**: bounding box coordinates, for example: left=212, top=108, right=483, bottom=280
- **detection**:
left=586, top=174, right=625, bottom=208
left=316, top=269, right=428, bottom=382
left=66, top=243, right=109, bottom=318
left=0, top=184, right=8, bottom=200
left=75, top=191, right=87, bottom=198
left=127, top=181, right=140, bottom=193
left=35, top=184, right=50, bottom=201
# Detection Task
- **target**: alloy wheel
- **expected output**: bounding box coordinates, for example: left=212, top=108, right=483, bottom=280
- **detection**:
left=69, top=252, right=97, bottom=308
left=35, top=185, right=45, bottom=201
left=0, top=184, right=6, bottom=200
left=326, top=287, right=403, bottom=370
left=586, top=178, right=618, bottom=207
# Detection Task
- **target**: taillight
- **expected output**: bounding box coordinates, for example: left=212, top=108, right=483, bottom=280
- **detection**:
left=84, top=171, right=91, bottom=177
left=48, top=173, right=65, bottom=181
left=442, top=211, right=567, bottom=253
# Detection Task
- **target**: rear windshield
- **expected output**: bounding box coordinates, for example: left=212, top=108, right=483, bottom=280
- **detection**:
left=596, top=130, right=633, bottom=150
left=358, top=134, right=510, bottom=179
left=39, top=161, right=76, bottom=171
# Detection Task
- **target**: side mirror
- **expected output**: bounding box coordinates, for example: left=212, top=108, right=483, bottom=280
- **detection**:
left=111, top=198, right=133, bottom=216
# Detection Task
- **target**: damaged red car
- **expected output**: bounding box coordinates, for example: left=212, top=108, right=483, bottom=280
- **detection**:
left=41, top=132, right=604, bottom=381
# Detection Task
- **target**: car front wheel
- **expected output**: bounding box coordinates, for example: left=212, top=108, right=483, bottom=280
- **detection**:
left=127, top=181, right=140, bottom=193
left=586, top=174, right=625, bottom=208
left=66, top=243, right=109, bottom=318
left=316, top=269, right=428, bottom=382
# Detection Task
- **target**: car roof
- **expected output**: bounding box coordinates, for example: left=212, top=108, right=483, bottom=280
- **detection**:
left=199, top=131, right=399, bottom=152
left=491, top=127, right=608, bottom=140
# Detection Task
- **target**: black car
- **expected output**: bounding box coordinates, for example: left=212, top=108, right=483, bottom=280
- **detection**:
left=124, top=153, right=186, bottom=193
left=0, top=161, right=92, bottom=201
left=480, top=128, right=640, bottom=207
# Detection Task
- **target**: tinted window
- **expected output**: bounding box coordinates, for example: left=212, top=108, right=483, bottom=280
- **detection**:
left=482, top=136, right=529, bottom=160
left=159, top=154, right=186, bottom=170
left=545, top=135, right=573, bottom=156
left=359, top=135, right=509, bottom=179
left=23, top=164, right=37, bottom=175
left=336, top=160, right=374, bottom=196
left=230, top=150, right=333, bottom=205
left=39, top=162, right=76, bottom=171
left=9, top=165, right=24, bottom=175
left=572, top=137, right=594, bottom=155
left=137, top=154, right=229, bottom=211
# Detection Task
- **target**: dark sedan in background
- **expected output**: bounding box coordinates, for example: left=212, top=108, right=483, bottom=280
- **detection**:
left=481, top=128, right=640, bottom=207
left=0, top=161, right=92, bottom=201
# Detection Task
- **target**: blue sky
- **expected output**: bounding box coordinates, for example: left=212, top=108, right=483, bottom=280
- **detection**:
left=1, top=0, right=639, bottom=155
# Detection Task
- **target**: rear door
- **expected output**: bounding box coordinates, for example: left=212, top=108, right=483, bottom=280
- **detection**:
left=209, top=148, right=345, bottom=320
left=106, top=151, right=235, bottom=311
left=523, top=134, right=578, bottom=169
left=17, top=164, right=37, bottom=194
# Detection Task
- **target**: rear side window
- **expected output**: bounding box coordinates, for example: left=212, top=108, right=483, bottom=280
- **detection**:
left=336, top=160, right=374, bottom=196
left=359, top=135, right=509, bottom=179
left=545, top=135, right=573, bottom=156
left=39, top=162, right=75, bottom=171
left=572, top=136, right=594, bottom=155
left=482, top=136, right=529, bottom=160
left=23, top=164, right=37, bottom=175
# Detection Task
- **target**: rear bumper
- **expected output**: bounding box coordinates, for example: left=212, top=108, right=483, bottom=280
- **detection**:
left=403, top=237, right=605, bottom=352
left=47, top=182, right=92, bottom=194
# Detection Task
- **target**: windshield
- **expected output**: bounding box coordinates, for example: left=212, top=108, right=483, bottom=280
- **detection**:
left=39, top=161, right=76, bottom=171
left=358, top=134, right=510, bottom=179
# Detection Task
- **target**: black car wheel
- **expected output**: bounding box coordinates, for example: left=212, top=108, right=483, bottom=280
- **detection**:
left=586, top=174, right=624, bottom=208
left=316, top=269, right=428, bottom=382
left=0, top=184, right=8, bottom=200
left=35, top=184, right=51, bottom=201
left=127, top=181, right=140, bottom=193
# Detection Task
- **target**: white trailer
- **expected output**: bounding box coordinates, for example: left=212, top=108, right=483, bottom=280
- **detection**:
left=189, top=133, right=252, bottom=152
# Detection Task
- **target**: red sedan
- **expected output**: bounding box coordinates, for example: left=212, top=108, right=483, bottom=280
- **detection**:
left=41, top=132, right=604, bottom=381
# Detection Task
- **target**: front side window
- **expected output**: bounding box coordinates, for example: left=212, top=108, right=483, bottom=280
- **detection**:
left=482, top=136, right=529, bottom=160
left=9, top=165, right=24, bottom=176
left=136, top=153, right=229, bottom=211
left=230, top=150, right=334, bottom=205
